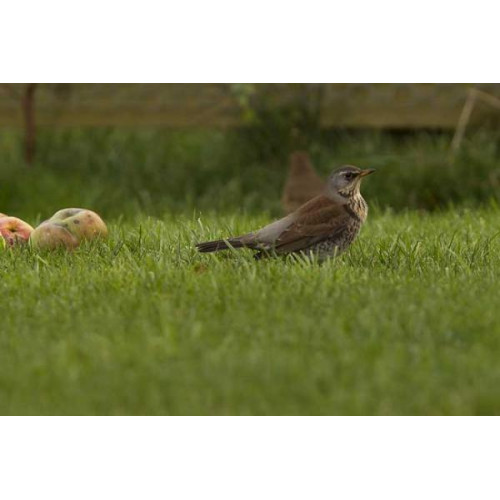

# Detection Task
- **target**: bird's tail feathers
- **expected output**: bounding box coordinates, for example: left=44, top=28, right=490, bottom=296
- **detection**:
left=196, top=238, right=248, bottom=253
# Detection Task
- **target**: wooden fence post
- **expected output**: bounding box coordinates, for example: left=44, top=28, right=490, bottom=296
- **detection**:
left=22, top=83, right=38, bottom=165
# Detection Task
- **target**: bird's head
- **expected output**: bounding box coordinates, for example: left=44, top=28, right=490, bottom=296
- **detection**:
left=327, top=165, right=375, bottom=200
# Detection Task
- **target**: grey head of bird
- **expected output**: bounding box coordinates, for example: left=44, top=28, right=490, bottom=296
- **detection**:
left=326, top=165, right=375, bottom=201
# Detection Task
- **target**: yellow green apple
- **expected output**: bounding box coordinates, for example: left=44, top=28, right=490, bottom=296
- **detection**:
left=0, top=216, right=34, bottom=246
left=29, top=208, right=107, bottom=250
left=29, top=222, right=80, bottom=250
left=48, top=208, right=108, bottom=241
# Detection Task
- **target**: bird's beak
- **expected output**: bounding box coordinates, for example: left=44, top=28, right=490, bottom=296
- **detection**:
left=359, top=168, right=376, bottom=177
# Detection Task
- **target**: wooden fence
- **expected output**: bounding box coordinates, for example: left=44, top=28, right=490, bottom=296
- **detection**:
left=1, top=83, right=500, bottom=129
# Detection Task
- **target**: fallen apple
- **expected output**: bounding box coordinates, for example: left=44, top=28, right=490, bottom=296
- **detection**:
left=29, top=222, right=79, bottom=250
left=0, top=216, right=34, bottom=246
left=0, top=213, right=7, bottom=218
left=49, top=208, right=108, bottom=241
left=29, top=208, right=107, bottom=250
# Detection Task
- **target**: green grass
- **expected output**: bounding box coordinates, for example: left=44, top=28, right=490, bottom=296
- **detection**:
left=2, top=208, right=500, bottom=415
left=2, top=127, right=500, bottom=220
left=2, top=127, right=500, bottom=414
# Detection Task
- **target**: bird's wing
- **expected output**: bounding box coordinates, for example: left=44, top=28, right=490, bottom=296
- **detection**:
left=272, top=195, right=352, bottom=254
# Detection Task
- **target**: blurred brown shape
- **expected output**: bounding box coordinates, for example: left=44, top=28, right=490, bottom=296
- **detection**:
left=0, top=83, right=38, bottom=165
left=281, top=151, right=324, bottom=213
left=23, top=83, right=38, bottom=165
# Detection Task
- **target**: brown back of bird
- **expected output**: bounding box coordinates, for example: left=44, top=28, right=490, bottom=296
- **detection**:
left=281, top=151, right=324, bottom=214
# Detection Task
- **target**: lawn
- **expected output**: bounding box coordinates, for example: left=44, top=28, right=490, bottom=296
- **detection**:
left=2, top=208, right=500, bottom=415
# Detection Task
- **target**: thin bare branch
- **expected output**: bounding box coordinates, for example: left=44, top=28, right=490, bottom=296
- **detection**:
left=451, top=87, right=500, bottom=155
left=451, top=89, right=478, bottom=155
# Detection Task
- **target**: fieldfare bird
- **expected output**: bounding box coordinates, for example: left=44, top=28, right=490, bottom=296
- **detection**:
left=281, top=151, right=324, bottom=213
left=196, top=165, right=375, bottom=260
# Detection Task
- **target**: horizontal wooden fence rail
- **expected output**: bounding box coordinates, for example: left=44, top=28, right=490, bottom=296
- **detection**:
left=1, top=83, right=500, bottom=129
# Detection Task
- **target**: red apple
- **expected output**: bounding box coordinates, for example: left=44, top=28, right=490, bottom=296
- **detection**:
left=0, top=216, right=34, bottom=246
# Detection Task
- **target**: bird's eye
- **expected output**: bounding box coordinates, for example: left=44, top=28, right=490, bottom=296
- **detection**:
left=345, top=173, right=354, bottom=180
